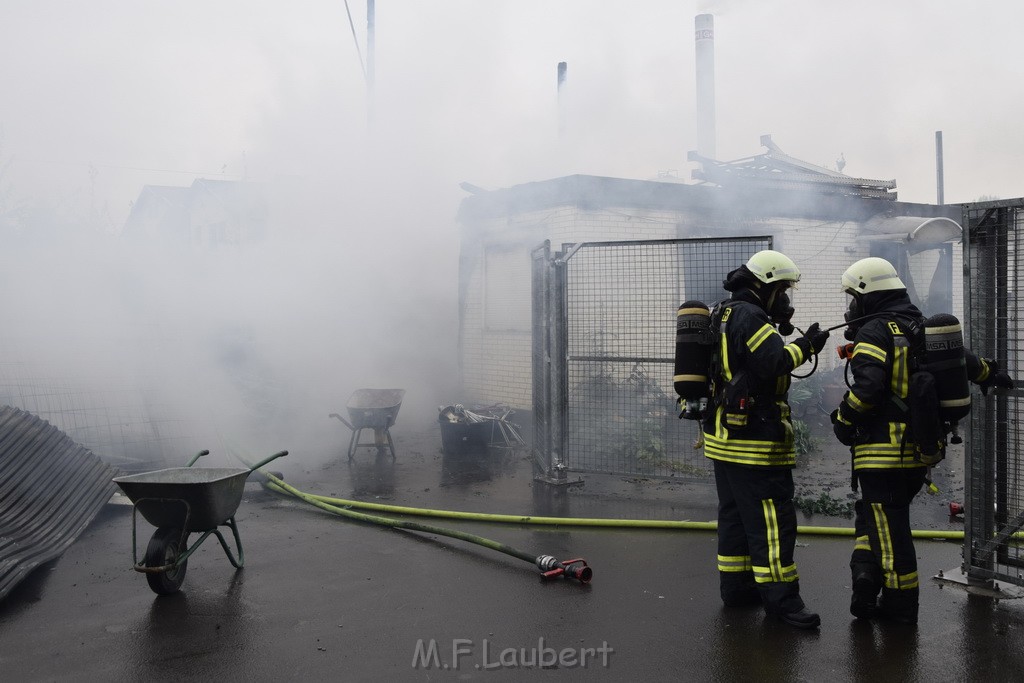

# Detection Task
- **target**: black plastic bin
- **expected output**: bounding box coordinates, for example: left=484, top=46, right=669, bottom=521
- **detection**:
left=438, top=418, right=492, bottom=455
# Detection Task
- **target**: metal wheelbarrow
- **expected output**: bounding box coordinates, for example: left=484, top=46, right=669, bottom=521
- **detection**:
left=329, top=388, right=406, bottom=461
left=112, top=449, right=288, bottom=595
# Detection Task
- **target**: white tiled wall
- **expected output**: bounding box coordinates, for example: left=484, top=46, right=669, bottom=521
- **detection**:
left=461, top=207, right=963, bottom=409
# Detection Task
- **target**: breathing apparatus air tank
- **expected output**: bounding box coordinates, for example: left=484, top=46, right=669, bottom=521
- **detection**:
left=674, top=300, right=714, bottom=420
left=921, top=313, right=971, bottom=424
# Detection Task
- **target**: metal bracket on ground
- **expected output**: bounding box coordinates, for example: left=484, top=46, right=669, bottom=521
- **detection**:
left=534, top=462, right=584, bottom=488
left=933, top=566, right=1024, bottom=599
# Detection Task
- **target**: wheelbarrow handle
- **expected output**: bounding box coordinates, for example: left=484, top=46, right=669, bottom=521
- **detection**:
left=248, top=450, right=289, bottom=472
left=329, top=413, right=355, bottom=430
left=186, top=449, right=211, bottom=467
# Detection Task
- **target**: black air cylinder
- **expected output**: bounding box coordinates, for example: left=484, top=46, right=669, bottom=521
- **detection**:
left=923, top=313, right=970, bottom=422
left=675, top=301, right=713, bottom=407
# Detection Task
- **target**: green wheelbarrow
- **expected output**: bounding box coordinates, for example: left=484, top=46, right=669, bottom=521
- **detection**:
left=112, top=449, right=287, bottom=595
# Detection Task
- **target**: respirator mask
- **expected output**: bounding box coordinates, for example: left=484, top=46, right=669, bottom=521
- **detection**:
left=770, top=289, right=796, bottom=336
left=843, top=293, right=861, bottom=341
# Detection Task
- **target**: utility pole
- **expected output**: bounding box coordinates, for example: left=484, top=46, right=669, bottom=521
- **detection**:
left=367, top=0, right=375, bottom=129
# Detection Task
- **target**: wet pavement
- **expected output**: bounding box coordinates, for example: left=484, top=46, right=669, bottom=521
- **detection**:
left=2, top=416, right=1024, bottom=681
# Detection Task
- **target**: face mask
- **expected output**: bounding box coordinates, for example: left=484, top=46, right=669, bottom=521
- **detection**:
left=843, top=295, right=860, bottom=341
left=771, top=290, right=795, bottom=335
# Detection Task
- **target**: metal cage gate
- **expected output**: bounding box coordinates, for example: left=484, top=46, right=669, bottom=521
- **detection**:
left=963, top=200, right=1024, bottom=589
left=532, top=236, right=771, bottom=482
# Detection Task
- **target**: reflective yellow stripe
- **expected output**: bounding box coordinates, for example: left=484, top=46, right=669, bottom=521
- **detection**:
left=747, top=324, right=775, bottom=352
left=854, top=534, right=871, bottom=552
left=717, top=555, right=753, bottom=572
left=752, top=563, right=798, bottom=584
left=891, top=343, right=909, bottom=398
left=725, top=413, right=748, bottom=427
left=784, top=342, right=804, bottom=366
left=674, top=374, right=707, bottom=383
left=852, top=422, right=927, bottom=468
left=852, top=343, right=886, bottom=363
left=897, top=571, right=919, bottom=590
left=845, top=391, right=874, bottom=413
left=703, top=431, right=796, bottom=466
left=977, top=360, right=992, bottom=382
left=871, top=503, right=899, bottom=589
left=853, top=455, right=925, bottom=470
left=720, top=332, right=732, bottom=381
left=763, top=499, right=782, bottom=582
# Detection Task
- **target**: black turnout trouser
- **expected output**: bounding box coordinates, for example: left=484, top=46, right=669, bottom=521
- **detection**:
left=850, top=468, right=926, bottom=612
left=713, top=459, right=804, bottom=613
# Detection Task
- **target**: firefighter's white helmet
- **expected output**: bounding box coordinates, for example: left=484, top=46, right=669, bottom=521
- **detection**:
left=841, top=257, right=906, bottom=295
left=745, top=250, right=801, bottom=287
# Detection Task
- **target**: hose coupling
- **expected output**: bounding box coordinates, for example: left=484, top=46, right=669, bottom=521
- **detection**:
left=535, top=555, right=593, bottom=584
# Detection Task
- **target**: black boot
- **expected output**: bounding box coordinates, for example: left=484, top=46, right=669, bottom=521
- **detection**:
left=763, top=585, right=821, bottom=630
left=721, top=573, right=761, bottom=607
left=879, top=587, right=918, bottom=625
left=850, top=568, right=880, bottom=620
left=777, top=607, right=821, bottom=630
left=722, top=587, right=761, bottom=607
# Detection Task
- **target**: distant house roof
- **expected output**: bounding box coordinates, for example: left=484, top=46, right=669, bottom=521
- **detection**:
left=688, top=135, right=898, bottom=200
left=121, top=185, right=193, bottom=243
left=458, top=136, right=956, bottom=230
left=458, top=174, right=950, bottom=228
left=121, top=179, right=266, bottom=247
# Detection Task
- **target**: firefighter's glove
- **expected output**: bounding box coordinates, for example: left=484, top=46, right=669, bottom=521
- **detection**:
left=979, top=359, right=1015, bottom=395
left=981, top=372, right=1015, bottom=396
left=830, top=408, right=856, bottom=446
left=803, top=322, right=830, bottom=355
left=994, top=372, right=1015, bottom=390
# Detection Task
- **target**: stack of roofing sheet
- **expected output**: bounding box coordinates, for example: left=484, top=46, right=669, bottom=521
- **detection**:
left=0, top=405, right=117, bottom=601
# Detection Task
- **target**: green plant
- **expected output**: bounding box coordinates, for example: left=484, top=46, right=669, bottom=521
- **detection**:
left=623, top=417, right=666, bottom=463
left=792, top=417, right=820, bottom=458
left=794, top=492, right=854, bottom=518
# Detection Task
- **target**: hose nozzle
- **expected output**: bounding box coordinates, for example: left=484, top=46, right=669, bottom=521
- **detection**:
left=535, top=555, right=593, bottom=584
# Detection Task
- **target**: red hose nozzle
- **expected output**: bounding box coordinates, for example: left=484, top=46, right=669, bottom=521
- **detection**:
left=535, top=555, right=593, bottom=584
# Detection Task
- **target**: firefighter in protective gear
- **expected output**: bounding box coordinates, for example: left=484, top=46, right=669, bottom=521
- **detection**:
left=705, top=250, right=829, bottom=630
left=832, top=256, right=1014, bottom=625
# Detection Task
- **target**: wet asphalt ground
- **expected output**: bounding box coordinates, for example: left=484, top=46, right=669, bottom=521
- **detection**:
left=2, top=416, right=1024, bottom=682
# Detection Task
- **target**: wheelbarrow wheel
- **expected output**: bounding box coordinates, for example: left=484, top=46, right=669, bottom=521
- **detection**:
left=144, top=526, right=188, bottom=595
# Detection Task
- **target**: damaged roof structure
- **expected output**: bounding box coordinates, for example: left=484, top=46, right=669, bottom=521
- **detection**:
left=0, top=406, right=117, bottom=601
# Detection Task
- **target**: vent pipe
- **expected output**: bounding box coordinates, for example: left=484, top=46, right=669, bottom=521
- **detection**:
left=695, top=14, right=717, bottom=161
left=557, top=61, right=567, bottom=138
left=935, top=130, right=945, bottom=205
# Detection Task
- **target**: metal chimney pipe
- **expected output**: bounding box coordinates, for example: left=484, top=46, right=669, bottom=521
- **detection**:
left=557, top=61, right=567, bottom=138
left=935, top=130, right=945, bottom=205
left=695, top=14, right=717, bottom=160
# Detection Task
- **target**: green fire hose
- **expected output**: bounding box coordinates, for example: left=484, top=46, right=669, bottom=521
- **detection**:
left=256, top=469, right=592, bottom=583
left=260, top=479, right=966, bottom=541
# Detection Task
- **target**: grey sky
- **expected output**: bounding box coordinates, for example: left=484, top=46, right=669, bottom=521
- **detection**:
left=2, top=0, right=1022, bottom=233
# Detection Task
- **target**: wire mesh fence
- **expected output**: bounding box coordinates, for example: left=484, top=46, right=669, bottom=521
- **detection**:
left=533, top=236, right=771, bottom=480
left=0, top=362, right=208, bottom=471
left=964, top=200, right=1024, bottom=587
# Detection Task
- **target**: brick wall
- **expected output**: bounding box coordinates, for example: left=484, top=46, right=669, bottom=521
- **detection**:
left=460, top=205, right=964, bottom=409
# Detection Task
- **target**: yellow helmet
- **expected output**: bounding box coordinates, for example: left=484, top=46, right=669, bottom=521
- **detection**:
left=745, top=250, right=801, bottom=286
left=841, top=257, right=906, bottom=295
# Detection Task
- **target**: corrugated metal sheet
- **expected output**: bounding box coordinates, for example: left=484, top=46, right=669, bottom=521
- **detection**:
left=0, top=405, right=118, bottom=601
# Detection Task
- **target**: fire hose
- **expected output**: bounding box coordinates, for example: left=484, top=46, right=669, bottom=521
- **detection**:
left=254, top=469, right=592, bottom=583
left=255, top=474, right=966, bottom=541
